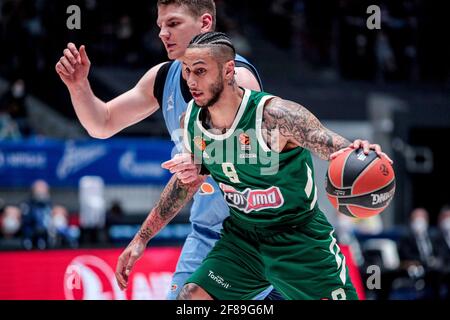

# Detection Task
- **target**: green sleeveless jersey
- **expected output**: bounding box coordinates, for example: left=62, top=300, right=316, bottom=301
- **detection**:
left=184, top=88, right=318, bottom=227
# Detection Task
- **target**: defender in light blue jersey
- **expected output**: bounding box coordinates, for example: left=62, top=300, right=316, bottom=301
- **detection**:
left=57, top=0, right=280, bottom=299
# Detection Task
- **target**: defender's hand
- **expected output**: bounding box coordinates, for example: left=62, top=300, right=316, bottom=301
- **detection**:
left=161, top=153, right=201, bottom=184
left=55, top=43, right=91, bottom=86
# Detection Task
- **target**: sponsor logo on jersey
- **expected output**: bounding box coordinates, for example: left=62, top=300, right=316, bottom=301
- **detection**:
left=199, top=183, right=215, bottom=195
left=208, top=270, right=230, bottom=289
left=371, top=188, right=395, bottom=205
left=239, top=153, right=257, bottom=159
left=219, top=183, right=284, bottom=213
left=194, top=136, right=206, bottom=151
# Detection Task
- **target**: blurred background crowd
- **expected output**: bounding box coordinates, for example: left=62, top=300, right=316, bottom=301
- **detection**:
left=1, top=0, right=449, bottom=300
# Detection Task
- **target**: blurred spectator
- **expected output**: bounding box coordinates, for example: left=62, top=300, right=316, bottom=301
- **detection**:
left=0, top=205, right=22, bottom=239
left=335, top=214, right=364, bottom=267
left=79, top=176, right=107, bottom=245
left=7, top=79, right=30, bottom=135
left=267, top=0, right=294, bottom=49
left=20, top=180, right=53, bottom=250
left=106, top=200, right=125, bottom=243
left=106, top=200, right=124, bottom=227
left=116, top=15, right=138, bottom=65
left=435, top=205, right=450, bottom=299
left=353, top=214, right=384, bottom=235
left=375, top=31, right=397, bottom=82
left=0, top=79, right=31, bottom=137
left=223, top=19, right=253, bottom=58
left=0, top=104, right=22, bottom=140
left=398, top=208, right=439, bottom=268
left=397, top=208, right=441, bottom=299
left=48, top=205, right=79, bottom=249
left=436, top=205, right=450, bottom=265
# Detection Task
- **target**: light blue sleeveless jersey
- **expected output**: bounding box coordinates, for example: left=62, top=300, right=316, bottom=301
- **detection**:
left=161, top=55, right=261, bottom=234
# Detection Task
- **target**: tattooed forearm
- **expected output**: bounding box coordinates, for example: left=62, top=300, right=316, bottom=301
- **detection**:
left=137, top=175, right=204, bottom=243
left=177, top=284, right=194, bottom=300
left=262, top=97, right=350, bottom=160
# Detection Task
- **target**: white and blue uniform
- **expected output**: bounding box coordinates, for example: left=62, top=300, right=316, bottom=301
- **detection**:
left=155, top=55, right=275, bottom=299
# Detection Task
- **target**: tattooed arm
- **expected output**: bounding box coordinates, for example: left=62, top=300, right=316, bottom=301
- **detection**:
left=115, top=174, right=205, bottom=290
left=262, top=97, right=350, bottom=160
left=137, top=174, right=204, bottom=242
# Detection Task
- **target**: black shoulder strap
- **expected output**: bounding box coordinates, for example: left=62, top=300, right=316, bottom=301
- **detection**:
left=180, top=71, right=193, bottom=103
left=153, top=62, right=173, bottom=107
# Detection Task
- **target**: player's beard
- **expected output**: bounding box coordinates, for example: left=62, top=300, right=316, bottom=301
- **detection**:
left=198, top=74, right=224, bottom=109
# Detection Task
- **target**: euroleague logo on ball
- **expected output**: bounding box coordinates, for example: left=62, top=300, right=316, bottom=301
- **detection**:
left=379, top=163, right=389, bottom=176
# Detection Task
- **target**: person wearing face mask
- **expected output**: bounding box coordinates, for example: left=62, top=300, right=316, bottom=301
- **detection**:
left=435, top=205, right=450, bottom=299
left=0, top=205, right=22, bottom=239
left=398, top=208, right=441, bottom=299
left=48, top=205, right=79, bottom=249
left=20, top=180, right=53, bottom=250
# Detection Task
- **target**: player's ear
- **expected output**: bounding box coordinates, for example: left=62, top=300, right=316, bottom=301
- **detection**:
left=200, top=13, right=213, bottom=32
left=224, top=60, right=235, bottom=82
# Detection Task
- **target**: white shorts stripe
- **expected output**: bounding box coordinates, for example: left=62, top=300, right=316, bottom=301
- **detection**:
left=328, top=230, right=347, bottom=285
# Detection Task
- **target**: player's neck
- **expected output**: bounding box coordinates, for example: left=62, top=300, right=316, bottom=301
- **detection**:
left=207, top=85, right=244, bottom=131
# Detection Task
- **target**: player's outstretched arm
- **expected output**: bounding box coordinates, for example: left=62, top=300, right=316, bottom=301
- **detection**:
left=115, top=174, right=205, bottom=290
left=55, top=43, right=163, bottom=139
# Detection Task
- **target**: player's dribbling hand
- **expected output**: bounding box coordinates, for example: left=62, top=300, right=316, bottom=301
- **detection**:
left=161, top=153, right=201, bottom=184
left=330, top=139, right=393, bottom=164
left=55, top=43, right=91, bottom=86
left=115, top=237, right=146, bottom=291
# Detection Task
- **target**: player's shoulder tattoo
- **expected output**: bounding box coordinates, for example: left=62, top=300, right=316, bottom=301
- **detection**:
left=262, top=97, right=349, bottom=160
left=263, top=97, right=310, bottom=139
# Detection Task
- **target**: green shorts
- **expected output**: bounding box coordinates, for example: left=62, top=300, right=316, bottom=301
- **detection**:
left=186, top=210, right=358, bottom=300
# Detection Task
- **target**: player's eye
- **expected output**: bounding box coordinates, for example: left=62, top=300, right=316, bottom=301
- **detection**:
left=168, top=21, right=180, bottom=27
left=195, top=68, right=206, bottom=76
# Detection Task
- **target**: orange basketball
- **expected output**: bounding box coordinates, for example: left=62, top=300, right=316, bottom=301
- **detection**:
left=325, top=148, right=395, bottom=218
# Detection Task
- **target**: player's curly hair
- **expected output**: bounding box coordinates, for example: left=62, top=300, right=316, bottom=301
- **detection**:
left=157, top=0, right=216, bottom=30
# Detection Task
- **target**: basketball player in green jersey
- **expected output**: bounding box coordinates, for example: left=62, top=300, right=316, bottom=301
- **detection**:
left=116, top=32, right=392, bottom=300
